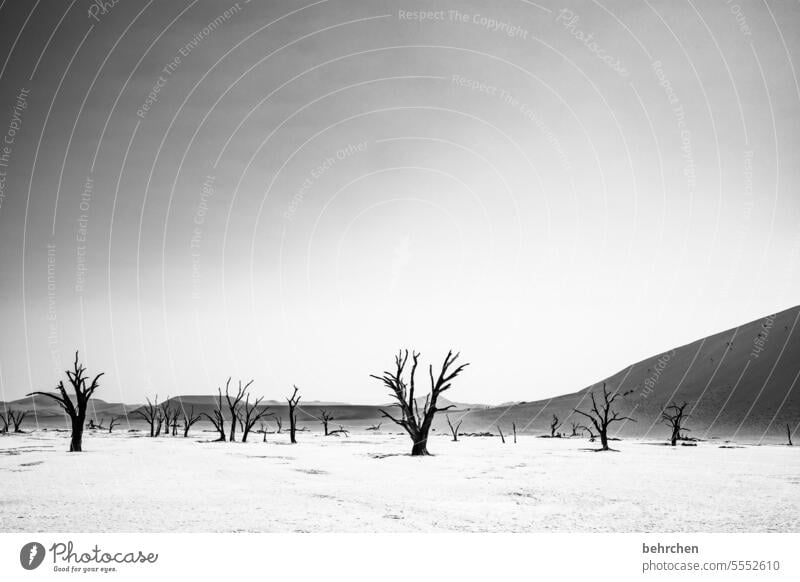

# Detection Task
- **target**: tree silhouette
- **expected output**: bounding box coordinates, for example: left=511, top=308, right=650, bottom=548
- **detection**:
left=550, top=414, right=562, bottom=437
left=201, top=389, right=227, bottom=442
left=239, top=395, right=271, bottom=442
left=286, top=386, right=301, bottom=444
left=27, top=351, right=104, bottom=452
left=318, top=409, right=334, bottom=435
left=8, top=409, right=28, bottom=433
left=661, top=401, right=690, bottom=446
left=446, top=414, right=462, bottom=442
left=573, top=383, right=635, bottom=451
left=224, top=378, right=252, bottom=442
left=134, top=397, right=159, bottom=437
left=372, top=349, right=469, bottom=456
left=182, top=406, right=201, bottom=438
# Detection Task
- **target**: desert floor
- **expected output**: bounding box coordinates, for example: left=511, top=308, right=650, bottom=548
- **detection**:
left=1, top=430, right=798, bottom=532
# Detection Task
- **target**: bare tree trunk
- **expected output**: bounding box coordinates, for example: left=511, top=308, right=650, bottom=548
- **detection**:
left=599, top=429, right=608, bottom=451
left=411, top=439, right=429, bottom=455
left=512, top=422, right=517, bottom=444
left=788, top=424, right=793, bottom=446
left=70, top=416, right=84, bottom=452
left=497, top=425, right=505, bottom=444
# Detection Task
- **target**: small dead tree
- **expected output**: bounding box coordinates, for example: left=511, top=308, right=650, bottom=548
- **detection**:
left=573, top=383, right=635, bottom=451
left=329, top=425, right=350, bottom=437
left=365, top=422, right=382, bottom=431
left=239, top=395, right=272, bottom=442
left=497, top=424, right=506, bottom=443
left=8, top=409, right=28, bottom=433
left=182, top=406, right=201, bottom=437
left=201, top=389, right=227, bottom=442
left=512, top=422, right=517, bottom=444
left=372, top=349, right=469, bottom=456
left=134, top=397, right=159, bottom=437
left=158, top=399, right=173, bottom=437
left=286, top=385, right=301, bottom=444
left=274, top=416, right=282, bottom=433
left=170, top=409, right=180, bottom=436
left=570, top=420, right=581, bottom=437
left=446, top=414, right=462, bottom=442
left=108, top=416, right=120, bottom=433
left=550, top=414, right=562, bottom=437
left=661, top=401, right=690, bottom=446
left=318, top=409, right=334, bottom=436
left=786, top=424, right=793, bottom=446
left=27, top=351, right=104, bottom=452
left=224, top=378, right=253, bottom=442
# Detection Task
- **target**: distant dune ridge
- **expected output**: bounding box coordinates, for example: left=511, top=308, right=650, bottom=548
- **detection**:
left=4, top=307, right=798, bottom=441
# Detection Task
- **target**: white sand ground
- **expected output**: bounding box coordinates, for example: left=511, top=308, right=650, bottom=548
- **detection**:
left=1, top=430, right=798, bottom=532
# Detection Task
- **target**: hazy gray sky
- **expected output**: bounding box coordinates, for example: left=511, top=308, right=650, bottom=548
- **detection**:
left=0, top=0, right=798, bottom=404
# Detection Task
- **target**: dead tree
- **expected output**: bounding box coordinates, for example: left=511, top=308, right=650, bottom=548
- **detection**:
left=223, top=378, right=252, bottom=442
left=27, top=351, right=104, bottom=452
left=661, top=401, right=690, bottom=446
left=787, top=424, right=793, bottom=446
left=274, top=416, right=282, bottom=433
left=573, top=383, right=635, bottom=451
left=286, top=385, right=301, bottom=444
left=446, top=414, right=462, bottom=442
left=365, top=422, right=382, bottom=431
left=0, top=411, right=8, bottom=434
left=329, top=425, right=350, bottom=437
left=512, top=422, right=517, bottom=444
left=8, top=409, right=28, bottom=433
left=133, top=397, right=159, bottom=437
left=550, top=414, right=562, bottom=437
left=108, top=416, right=120, bottom=433
left=497, top=424, right=506, bottom=443
left=201, top=389, right=227, bottom=441
left=371, top=349, right=469, bottom=456
left=570, top=420, right=581, bottom=437
left=239, top=395, right=272, bottom=442
left=158, top=399, right=173, bottom=437
left=318, top=409, right=334, bottom=435
left=182, top=406, right=201, bottom=437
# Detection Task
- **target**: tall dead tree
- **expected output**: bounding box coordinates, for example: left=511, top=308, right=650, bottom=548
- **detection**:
left=286, top=386, right=301, bottom=444
left=158, top=399, right=173, bottom=437
left=239, top=395, right=272, bottom=442
left=27, top=351, right=104, bottom=452
left=108, top=416, right=120, bottom=433
left=182, top=406, right=201, bottom=437
left=372, top=349, right=469, bottom=456
left=446, top=414, right=462, bottom=442
left=201, top=389, right=227, bottom=441
left=318, top=409, right=334, bottom=435
left=573, top=383, right=635, bottom=451
left=8, top=409, right=28, bottom=433
left=661, top=401, right=690, bottom=446
left=133, top=397, right=159, bottom=437
left=550, top=414, right=562, bottom=437
left=224, top=378, right=252, bottom=442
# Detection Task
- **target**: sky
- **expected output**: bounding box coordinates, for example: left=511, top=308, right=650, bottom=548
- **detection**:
left=0, top=0, right=798, bottom=405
